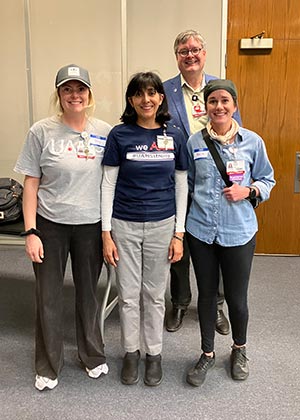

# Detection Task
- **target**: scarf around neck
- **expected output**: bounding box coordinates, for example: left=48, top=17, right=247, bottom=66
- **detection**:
left=206, top=119, right=240, bottom=145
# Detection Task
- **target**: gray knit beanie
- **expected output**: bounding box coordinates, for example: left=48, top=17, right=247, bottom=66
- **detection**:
left=204, top=79, right=238, bottom=103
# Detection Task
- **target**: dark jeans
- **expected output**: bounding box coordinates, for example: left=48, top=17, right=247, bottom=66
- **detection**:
left=170, top=236, right=225, bottom=310
left=187, top=233, right=256, bottom=353
left=34, top=215, right=106, bottom=379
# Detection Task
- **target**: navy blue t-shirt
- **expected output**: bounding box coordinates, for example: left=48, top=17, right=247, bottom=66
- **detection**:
left=102, top=123, right=187, bottom=222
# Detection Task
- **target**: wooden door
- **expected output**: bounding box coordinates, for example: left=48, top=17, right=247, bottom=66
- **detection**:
left=226, top=0, right=300, bottom=254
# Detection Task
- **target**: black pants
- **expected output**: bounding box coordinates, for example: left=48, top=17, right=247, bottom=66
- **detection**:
left=187, top=233, right=256, bottom=353
left=34, top=215, right=106, bottom=379
left=170, top=236, right=225, bottom=309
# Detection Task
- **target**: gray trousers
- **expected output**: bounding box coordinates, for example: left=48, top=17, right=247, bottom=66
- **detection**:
left=112, top=217, right=174, bottom=355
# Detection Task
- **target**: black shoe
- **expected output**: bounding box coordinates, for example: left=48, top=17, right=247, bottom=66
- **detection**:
left=231, top=346, right=249, bottom=380
left=144, top=354, right=162, bottom=386
left=166, top=308, right=186, bottom=332
left=216, top=309, right=230, bottom=335
left=121, top=350, right=140, bottom=385
left=186, top=353, right=215, bottom=387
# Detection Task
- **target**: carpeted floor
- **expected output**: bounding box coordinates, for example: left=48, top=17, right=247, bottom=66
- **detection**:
left=0, top=245, right=299, bottom=420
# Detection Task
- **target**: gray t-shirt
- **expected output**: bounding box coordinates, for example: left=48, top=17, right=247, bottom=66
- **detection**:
left=14, top=115, right=111, bottom=224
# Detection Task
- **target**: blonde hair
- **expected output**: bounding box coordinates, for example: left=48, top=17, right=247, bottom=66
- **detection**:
left=173, top=30, right=207, bottom=54
left=49, top=88, right=96, bottom=117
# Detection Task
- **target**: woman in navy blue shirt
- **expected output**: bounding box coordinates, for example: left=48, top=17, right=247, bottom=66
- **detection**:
left=101, top=72, right=188, bottom=386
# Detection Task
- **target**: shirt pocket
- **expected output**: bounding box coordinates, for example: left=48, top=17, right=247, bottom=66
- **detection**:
left=195, top=153, right=215, bottom=180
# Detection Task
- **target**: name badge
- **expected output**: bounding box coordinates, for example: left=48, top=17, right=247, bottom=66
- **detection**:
left=193, top=147, right=209, bottom=160
left=76, top=141, right=96, bottom=159
left=227, top=160, right=245, bottom=182
left=157, top=135, right=174, bottom=150
left=89, top=133, right=107, bottom=149
left=191, top=105, right=206, bottom=118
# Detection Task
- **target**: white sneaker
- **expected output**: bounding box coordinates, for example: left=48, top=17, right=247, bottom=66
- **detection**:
left=86, top=362, right=109, bottom=379
left=35, top=375, right=58, bottom=391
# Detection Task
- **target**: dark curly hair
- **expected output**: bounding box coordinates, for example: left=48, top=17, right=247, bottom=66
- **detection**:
left=121, top=72, right=170, bottom=125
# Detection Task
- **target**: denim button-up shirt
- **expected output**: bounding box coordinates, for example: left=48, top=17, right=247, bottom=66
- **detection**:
left=186, top=127, right=275, bottom=246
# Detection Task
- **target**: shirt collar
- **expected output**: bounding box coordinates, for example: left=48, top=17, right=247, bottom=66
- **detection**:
left=180, top=73, right=206, bottom=91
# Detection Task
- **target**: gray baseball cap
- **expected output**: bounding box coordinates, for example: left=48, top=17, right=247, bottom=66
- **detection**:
left=55, top=64, right=91, bottom=88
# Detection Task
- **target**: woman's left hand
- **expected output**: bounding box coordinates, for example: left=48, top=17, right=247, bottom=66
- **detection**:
left=223, top=184, right=250, bottom=202
left=102, top=231, right=119, bottom=267
left=168, top=236, right=184, bottom=263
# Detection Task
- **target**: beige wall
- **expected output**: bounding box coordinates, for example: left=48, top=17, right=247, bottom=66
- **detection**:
left=127, top=0, right=224, bottom=80
left=0, top=0, right=225, bottom=183
left=1, top=1, right=29, bottom=183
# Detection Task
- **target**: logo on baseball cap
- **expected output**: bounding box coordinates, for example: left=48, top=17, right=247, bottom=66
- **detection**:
left=55, top=64, right=91, bottom=88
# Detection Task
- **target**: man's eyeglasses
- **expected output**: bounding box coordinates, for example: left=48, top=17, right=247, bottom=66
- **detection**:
left=176, top=47, right=202, bottom=58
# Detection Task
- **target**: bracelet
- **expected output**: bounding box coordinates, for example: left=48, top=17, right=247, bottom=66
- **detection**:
left=173, top=235, right=184, bottom=242
left=20, top=228, right=41, bottom=238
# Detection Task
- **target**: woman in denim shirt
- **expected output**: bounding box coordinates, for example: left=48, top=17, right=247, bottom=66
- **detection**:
left=185, top=79, right=275, bottom=387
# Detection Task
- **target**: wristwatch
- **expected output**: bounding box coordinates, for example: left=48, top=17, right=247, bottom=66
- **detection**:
left=20, top=228, right=41, bottom=238
left=247, top=187, right=256, bottom=199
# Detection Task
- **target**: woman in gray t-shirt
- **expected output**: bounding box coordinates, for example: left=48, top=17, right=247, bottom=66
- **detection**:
left=15, top=64, right=111, bottom=391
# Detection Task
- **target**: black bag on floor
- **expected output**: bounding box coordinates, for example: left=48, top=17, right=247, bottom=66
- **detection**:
left=0, top=178, right=23, bottom=224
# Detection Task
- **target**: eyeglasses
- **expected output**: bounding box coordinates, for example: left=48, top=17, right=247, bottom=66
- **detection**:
left=176, top=47, right=202, bottom=58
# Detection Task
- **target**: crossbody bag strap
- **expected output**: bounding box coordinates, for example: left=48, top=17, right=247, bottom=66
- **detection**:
left=201, top=128, right=233, bottom=187
left=201, top=128, right=259, bottom=209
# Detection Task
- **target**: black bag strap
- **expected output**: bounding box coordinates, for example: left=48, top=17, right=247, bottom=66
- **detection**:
left=201, top=128, right=233, bottom=187
left=201, top=128, right=259, bottom=209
